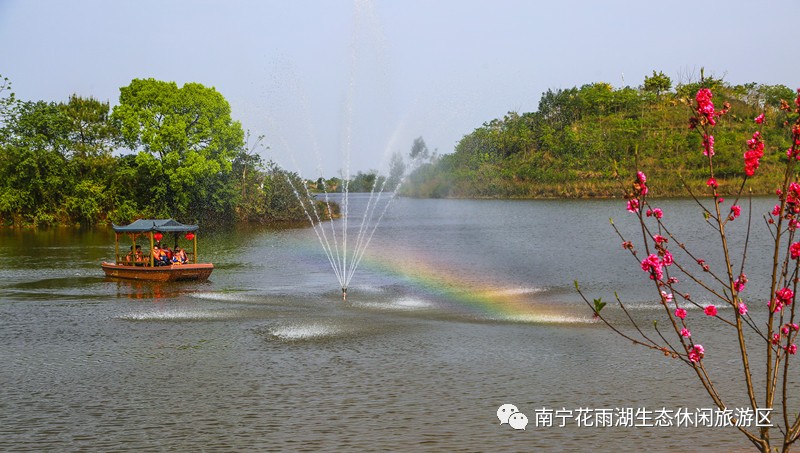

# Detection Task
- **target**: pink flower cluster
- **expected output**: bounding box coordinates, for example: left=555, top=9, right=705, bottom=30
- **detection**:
left=641, top=254, right=665, bottom=280
left=636, top=171, right=648, bottom=196
left=695, top=89, right=716, bottom=126
left=774, top=183, right=800, bottom=221
left=706, top=177, right=718, bottom=189
left=626, top=171, right=649, bottom=213
left=702, top=134, right=715, bottom=157
left=704, top=305, right=717, bottom=317
left=738, top=302, right=748, bottom=315
left=729, top=205, right=741, bottom=221
left=791, top=242, right=800, bottom=260
left=774, top=323, right=800, bottom=354
left=772, top=287, right=795, bottom=312
left=646, top=208, right=663, bottom=219
left=744, top=130, right=764, bottom=176
left=688, top=344, right=705, bottom=363
left=734, top=273, right=747, bottom=292
left=675, top=307, right=687, bottom=319
left=783, top=90, right=800, bottom=159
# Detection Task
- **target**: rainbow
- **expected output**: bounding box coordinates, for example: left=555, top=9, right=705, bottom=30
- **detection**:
left=348, top=246, right=593, bottom=324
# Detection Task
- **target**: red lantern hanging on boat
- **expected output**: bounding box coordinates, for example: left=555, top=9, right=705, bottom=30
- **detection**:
left=153, top=232, right=163, bottom=242
left=185, top=232, right=195, bottom=241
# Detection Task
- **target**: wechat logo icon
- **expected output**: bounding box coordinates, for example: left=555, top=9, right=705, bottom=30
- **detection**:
left=497, top=403, right=528, bottom=430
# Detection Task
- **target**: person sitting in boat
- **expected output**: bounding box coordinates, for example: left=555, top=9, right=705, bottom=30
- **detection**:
left=125, top=246, right=135, bottom=264
left=135, top=245, right=144, bottom=263
left=152, top=245, right=170, bottom=266
left=172, top=247, right=188, bottom=264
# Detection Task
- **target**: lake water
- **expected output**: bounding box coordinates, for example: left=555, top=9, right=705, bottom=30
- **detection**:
left=0, top=195, right=788, bottom=451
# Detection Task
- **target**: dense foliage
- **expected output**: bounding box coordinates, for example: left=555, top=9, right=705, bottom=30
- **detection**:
left=404, top=73, right=796, bottom=198
left=0, top=76, right=326, bottom=227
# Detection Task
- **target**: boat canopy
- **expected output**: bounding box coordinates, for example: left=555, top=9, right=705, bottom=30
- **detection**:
left=111, top=219, right=199, bottom=233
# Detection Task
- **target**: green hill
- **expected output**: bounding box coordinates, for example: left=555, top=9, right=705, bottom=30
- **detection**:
left=404, top=74, right=796, bottom=198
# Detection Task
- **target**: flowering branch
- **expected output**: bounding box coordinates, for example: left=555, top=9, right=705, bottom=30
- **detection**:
left=579, top=84, right=800, bottom=452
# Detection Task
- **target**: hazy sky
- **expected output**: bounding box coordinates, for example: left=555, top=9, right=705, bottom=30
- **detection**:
left=2, top=0, right=799, bottom=178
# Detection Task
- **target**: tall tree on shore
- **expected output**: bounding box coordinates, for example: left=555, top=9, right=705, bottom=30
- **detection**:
left=111, top=78, right=245, bottom=221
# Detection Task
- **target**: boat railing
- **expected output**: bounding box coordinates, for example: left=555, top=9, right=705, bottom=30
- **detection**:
left=115, top=252, right=198, bottom=266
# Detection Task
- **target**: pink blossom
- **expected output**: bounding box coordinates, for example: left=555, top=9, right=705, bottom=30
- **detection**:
left=627, top=198, right=640, bottom=213
left=704, top=305, right=718, bottom=316
left=641, top=254, right=663, bottom=280
left=776, top=287, right=794, bottom=305
left=706, top=177, right=718, bottom=189
left=773, top=333, right=782, bottom=345
left=688, top=344, right=705, bottom=363
left=703, top=134, right=715, bottom=157
left=744, top=131, right=765, bottom=176
left=653, top=235, right=668, bottom=244
left=661, top=250, right=674, bottom=266
left=755, top=113, right=765, bottom=124
left=649, top=208, right=664, bottom=219
left=730, top=205, right=741, bottom=220
left=734, top=274, right=747, bottom=292
left=680, top=328, right=691, bottom=338
left=675, top=307, right=687, bottom=319
left=783, top=325, right=790, bottom=335
left=661, top=291, right=673, bottom=303
left=695, top=88, right=716, bottom=126
left=773, top=205, right=782, bottom=216
left=791, top=242, right=800, bottom=259
left=738, top=303, right=748, bottom=315
left=789, top=344, right=798, bottom=355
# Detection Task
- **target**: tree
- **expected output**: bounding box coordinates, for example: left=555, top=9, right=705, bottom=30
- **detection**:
left=386, top=151, right=406, bottom=191
left=58, top=95, right=120, bottom=224
left=643, top=70, right=673, bottom=99
left=579, top=85, right=800, bottom=452
left=0, top=74, right=16, bottom=129
left=410, top=136, right=429, bottom=160
left=61, top=95, right=116, bottom=159
left=111, top=78, right=245, bottom=221
left=0, top=100, right=71, bottom=224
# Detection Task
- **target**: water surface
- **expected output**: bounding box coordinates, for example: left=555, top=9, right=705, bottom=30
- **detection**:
left=0, top=196, right=782, bottom=451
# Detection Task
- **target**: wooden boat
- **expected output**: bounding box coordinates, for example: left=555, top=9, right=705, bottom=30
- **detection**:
left=101, top=219, right=214, bottom=282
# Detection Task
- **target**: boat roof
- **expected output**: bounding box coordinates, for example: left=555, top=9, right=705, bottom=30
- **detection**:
left=111, top=219, right=199, bottom=233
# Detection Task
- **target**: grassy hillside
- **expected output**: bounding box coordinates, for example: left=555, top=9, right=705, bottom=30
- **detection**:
left=404, top=77, right=795, bottom=199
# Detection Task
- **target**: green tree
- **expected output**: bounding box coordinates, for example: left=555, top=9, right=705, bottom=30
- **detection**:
left=0, top=74, right=16, bottom=129
left=0, top=100, right=71, bottom=224
left=111, top=78, right=245, bottom=221
left=643, top=70, right=672, bottom=99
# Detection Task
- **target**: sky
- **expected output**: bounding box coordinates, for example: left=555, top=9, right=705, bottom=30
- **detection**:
left=1, top=0, right=799, bottom=179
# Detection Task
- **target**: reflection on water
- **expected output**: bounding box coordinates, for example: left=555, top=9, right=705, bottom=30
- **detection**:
left=0, top=197, right=774, bottom=451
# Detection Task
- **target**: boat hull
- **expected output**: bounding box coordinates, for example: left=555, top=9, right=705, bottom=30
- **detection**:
left=101, top=262, right=214, bottom=282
